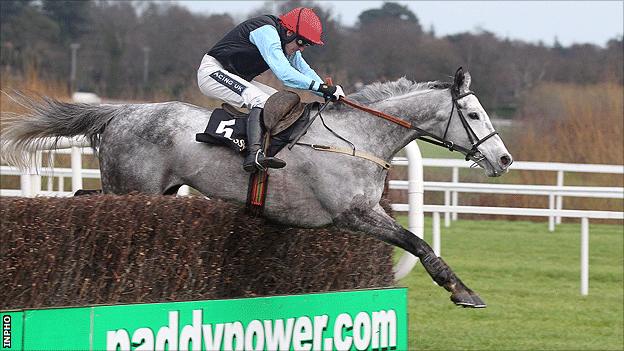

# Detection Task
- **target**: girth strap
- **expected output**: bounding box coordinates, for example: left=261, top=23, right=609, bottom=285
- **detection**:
left=297, top=142, right=391, bottom=170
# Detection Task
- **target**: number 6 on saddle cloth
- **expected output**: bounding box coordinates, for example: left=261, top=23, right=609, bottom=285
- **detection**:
left=195, top=91, right=314, bottom=159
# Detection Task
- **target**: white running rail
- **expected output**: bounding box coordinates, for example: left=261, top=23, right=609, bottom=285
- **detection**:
left=391, top=157, right=624, bottom=229
left=0, top=137, right=189, bottom=196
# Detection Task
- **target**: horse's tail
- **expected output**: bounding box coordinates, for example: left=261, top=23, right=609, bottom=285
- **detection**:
left=0, top=92, right=122, bottom=169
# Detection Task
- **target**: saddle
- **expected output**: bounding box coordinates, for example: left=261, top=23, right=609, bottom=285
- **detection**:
left=196, top=91, right=316, bottom=157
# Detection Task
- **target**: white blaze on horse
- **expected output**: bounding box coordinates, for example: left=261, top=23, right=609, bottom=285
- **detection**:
left=1, top=68, right=512, bottom=307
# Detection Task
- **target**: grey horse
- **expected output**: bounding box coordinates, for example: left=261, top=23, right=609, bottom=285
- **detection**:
left=1, top=69, right=513, bottom=307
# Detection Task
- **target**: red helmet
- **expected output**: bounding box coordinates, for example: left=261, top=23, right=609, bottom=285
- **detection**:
left=279, top=7, right=324, bottom=45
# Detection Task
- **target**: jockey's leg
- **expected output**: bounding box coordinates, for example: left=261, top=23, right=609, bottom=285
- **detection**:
left=198, top=55, right=267, bottom=108
left=243, top=81, right=283, bottom=172
left=243, top=107, right=286, bottom=172
left=197, top=55, right=284, bottom=172
left=249, top=80, right=278, bottom=97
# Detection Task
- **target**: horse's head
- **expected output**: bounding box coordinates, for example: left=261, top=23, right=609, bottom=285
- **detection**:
left=433, top=68, right=513, bottom=176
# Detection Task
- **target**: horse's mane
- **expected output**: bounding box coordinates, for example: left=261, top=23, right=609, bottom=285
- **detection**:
left=333, top=77, right=452, bottom=108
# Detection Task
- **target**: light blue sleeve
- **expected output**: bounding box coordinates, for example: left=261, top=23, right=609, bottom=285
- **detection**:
left=289, top=51, right=324, bottom=84
left=249, top=25, right=321, bottom=91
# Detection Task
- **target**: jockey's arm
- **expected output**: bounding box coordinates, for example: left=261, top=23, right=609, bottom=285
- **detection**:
left=288, top=51, right=324, bottom=85
left=249, top=25, right=322, bottom=91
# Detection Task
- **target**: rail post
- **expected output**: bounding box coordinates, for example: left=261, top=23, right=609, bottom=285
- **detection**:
left=444, top=190, right=451, bottom=227
left=548, top=195, right=556, bottom=232
left=451, top=167, right=459, bottom=221
left=393, top=141, right=424, bottom=280
left=22, top=151, right=42, bottom=197
left=556, top=170, right=564, bottom=225
left=71, top=146, right=83, bottom=193
left=580, top=217, right=589, bottom=295
left=46, top=152, right=54, bottom=191
left=33, top=151, right=42, bottom=195
left=20, top=174, right=33, bottom=197
left=432, top=211, right=441, bottom=257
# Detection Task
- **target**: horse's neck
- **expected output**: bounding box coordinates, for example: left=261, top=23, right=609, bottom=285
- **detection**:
left=322, top=90, right=448, bottom=161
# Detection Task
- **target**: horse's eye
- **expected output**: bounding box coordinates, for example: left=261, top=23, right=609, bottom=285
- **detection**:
left=468, top=112, right=479, bottom=120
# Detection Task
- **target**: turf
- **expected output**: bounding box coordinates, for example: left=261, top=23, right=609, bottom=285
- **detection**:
left=416, top=140, right=464, bottom=159
left=394, top=216, right=623, bottom=350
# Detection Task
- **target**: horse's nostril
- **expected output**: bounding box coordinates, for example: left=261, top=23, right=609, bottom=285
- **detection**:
left=500, top=155, right=512, bottom=168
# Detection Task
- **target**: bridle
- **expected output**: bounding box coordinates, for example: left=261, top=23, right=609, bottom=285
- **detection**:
left=437, top=89, right=498, bottom=161
left=338, top=88, right=499, bottom=162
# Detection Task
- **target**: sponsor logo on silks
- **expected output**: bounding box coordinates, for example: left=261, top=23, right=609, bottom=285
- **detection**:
left=210, top=71, right=247, bottom=95
left=106, top=309, right=397, bottom=351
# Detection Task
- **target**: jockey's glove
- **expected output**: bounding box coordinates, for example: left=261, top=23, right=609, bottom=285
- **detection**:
left=317, top=84, right=345, bottom=101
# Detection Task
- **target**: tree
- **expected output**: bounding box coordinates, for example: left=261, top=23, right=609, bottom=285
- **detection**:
left=135, top=2, right=234, bottom=98
left=81, top=1, right=138, bottom=96
left=0, top=1, right=61, bottom=75
left=603, top=37, right=623, bottom=84
left=41, top=0, right=92, bottom=44
left=348, top=2, right=423, bottom=83
left=358, top=2, right=420, bottom=28
left=0, top=0, right=35, bottom=20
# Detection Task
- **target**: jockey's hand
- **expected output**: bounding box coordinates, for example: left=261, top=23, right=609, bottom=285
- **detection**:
left=317, top=84, right=345, bottom=101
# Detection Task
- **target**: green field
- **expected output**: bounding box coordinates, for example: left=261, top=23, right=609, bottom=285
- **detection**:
left=415, top=140, right=465, bottom=159
left=394, top=216, right=623, bottom=350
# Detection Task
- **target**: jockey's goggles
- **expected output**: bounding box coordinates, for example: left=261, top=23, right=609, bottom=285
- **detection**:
left=296, top=37, right=313, bottom=47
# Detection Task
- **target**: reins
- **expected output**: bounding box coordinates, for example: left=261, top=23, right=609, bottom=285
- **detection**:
left=339, top=97, right=412, bottom=129
left=288, top=98, right=391, bottom=169
left=338, top=91, right=498, bottom=161
left=289, top=79, right=500, bottom=168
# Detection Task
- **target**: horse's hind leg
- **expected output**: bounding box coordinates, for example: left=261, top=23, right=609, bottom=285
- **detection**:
left=337, top=202, right=486, bottom=308
left=99, top=151, right=179, bottom=195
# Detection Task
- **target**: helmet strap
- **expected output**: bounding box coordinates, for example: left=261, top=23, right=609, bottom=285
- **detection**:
left=284, top=30, right=297, bottom=43
left=295, top=8, right=303, bottom=35
left=281, top=8, right=307, bottom=44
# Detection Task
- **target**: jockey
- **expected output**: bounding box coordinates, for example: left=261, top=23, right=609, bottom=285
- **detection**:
left=197, top=7, right=345, bottom=173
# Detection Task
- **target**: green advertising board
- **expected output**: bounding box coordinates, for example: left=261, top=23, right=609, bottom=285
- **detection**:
left=2, top=288, right=407, bottom=351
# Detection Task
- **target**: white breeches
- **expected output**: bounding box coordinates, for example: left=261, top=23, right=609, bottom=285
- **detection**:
left=197, top=54, right=277, bottom=109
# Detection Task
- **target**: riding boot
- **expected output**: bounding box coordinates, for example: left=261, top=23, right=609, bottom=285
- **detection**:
left=243, top=107, right=286, bottom=173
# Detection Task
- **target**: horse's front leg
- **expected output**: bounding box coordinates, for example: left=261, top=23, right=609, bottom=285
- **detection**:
left=336, top=202, right=486, bottom=308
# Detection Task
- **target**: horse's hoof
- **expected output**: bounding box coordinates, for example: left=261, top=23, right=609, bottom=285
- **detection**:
left=450, top=292, right=476, bottom=307
left=469, top=292, right=487, bottom=308
left=450, top=291, right=487, bottom=308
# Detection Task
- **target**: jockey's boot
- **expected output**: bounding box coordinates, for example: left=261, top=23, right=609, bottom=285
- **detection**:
left=243, top=107, right=286, bottom=173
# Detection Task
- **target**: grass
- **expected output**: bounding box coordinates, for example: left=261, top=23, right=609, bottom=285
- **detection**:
left=415, top=140, right=464, bottom=159
left=394, top=215, right=623, bottom=350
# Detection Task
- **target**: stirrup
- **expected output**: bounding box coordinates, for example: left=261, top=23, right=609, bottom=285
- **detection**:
left=254, top=149, right=267, bottom=171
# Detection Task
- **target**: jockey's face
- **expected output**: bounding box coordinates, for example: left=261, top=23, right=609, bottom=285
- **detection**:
left=284, top=31, right=306, bottom=56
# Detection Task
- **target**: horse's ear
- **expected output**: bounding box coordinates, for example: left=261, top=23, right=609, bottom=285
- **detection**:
left=453, top=67, right=472, bottom=93
left=463, top=72, right=472, bottom=91
left=453, top=67, right=464, bottom=91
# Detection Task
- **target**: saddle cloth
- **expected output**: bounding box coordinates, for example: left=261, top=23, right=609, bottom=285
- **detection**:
left=196, top=91, right=316, bottom=157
